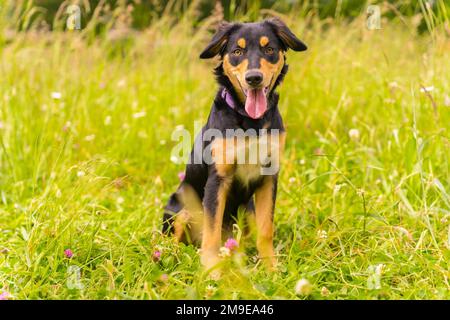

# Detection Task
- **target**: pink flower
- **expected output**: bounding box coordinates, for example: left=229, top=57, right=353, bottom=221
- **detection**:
left=64, top=249, right=73, bottom=259
left=159, top=274, right=168, bottom=282
left=0, top=292, right=11, bottom=300
left=178, top=171, right=185, bottom=181
left=224, top=238, right=238, bottom=251
left=153, top=250, right=161, bottom=262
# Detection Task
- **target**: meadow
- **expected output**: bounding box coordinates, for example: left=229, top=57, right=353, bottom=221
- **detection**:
left=0, top=1, right=449, bottom=299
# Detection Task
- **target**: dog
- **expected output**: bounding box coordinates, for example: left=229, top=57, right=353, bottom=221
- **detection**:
left=163, top=18, right=307, bottom=270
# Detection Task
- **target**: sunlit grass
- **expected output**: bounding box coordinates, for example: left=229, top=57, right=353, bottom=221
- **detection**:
left=0, top=1, right=449, bottom=299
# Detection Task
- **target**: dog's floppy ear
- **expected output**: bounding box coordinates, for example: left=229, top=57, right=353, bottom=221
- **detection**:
left=199, top=22, right=238, bottom=59
left=266, top=18, right=307, bottom=52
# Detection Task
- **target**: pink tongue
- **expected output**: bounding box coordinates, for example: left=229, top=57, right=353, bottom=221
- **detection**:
left=245, top=88, right=267, bottom=119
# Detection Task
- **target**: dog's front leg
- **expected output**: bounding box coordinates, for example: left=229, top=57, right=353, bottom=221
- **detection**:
left=255, top=175, right=277, bottom=269
left=201, top=174, right=231, bottom=270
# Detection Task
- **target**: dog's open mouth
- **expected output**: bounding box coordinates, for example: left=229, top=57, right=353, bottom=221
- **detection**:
left=243, top=87, right=269, bottom=119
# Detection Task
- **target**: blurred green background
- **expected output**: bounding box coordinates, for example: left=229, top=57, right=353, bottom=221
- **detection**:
left=3, top=0, right=450, bottom=33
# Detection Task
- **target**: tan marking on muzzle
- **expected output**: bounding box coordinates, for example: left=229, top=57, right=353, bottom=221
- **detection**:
left=223, top=54, right=248, bottom=102
left=259, top=51, right=285, bottom=90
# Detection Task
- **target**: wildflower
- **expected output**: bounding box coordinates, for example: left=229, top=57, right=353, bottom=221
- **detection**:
left=117, top=197, right=125, bottom=205
left=205, top=285, right=217, bottom=298
left=51, top=92, right=62, bottom=100
left=420, top=86, right=434, bottom=93
left=0, top=291, right=11, bottom=300
left=84, top=134, right=95, bottom=142
left=299, top=159, right=306, bottom=165
left=64, top=249, right=73, bottom=259
left=388, top=81, right=399, bottom=89
left=153, top=250, right=161, bottom=262
left=348, top=128, right=360, bottom=141
left=224, top=238, right=238, bottom=251
left=444, top=95, right=450, bottom=107
left=117, top=79, right=126, bottom=88
left=133, top=111, right=146, bottom=119
left=159, top=274, right=168, bottom=282
left=178, top=172, right=186, bottom=181
left=320, top=286, right=330, bottom=296
left=313, top=148, right=324, bottom=156
left=317, top=230, right=328, bottom=240
left=218, top=247, right=231, bottom=258
left=333, top=183, right=345, bottom=195
left=77, top=171, right=85, bottom=177
left=104, top=116, right=112, bottom=126
left=288, top=177, right=296, bottom=184
left=62, top=121, right=71, bottom=132
left=367, top=264, right=384, bottom=290
left=295, top=278, right=312, bottom=296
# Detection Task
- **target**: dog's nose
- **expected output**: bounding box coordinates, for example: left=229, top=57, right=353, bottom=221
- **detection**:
left=245, top=71, right=263, bottom=86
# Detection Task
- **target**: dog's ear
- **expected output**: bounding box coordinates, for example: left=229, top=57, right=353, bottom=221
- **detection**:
left=199, top=22, right=237, bottom=59
left=266, top=18, right=307, bottom=52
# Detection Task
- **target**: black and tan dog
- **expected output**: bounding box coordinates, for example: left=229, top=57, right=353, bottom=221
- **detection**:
left=163, top=18, right=307, bottom=270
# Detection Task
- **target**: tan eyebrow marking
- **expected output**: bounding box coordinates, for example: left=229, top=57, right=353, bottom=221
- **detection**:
left=237, top=38, right=246, bottom=48
left=260, top=36, right=269, bottom=47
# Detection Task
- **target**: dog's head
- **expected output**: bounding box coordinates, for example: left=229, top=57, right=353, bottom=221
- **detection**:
left=200, top=18, right=307, bottom=119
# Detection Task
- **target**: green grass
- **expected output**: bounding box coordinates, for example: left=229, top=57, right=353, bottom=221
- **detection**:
left=0, top=4, right=449, bottom=299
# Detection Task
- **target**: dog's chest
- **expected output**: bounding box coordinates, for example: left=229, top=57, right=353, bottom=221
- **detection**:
left=211, top=132, right=286, bottom=183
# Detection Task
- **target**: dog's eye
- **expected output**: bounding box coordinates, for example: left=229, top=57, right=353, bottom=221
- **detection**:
left=232, top=48, right=243, bottom=56
left=264, top=47, right=274, bottom=55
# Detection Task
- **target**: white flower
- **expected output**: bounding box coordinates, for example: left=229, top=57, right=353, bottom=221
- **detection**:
left=320, top=286, right=330, bottom=296
left=333, top=183, right=346, bottom=195
left=389, top=81, right=399, bottom=89
left=77, top=171, right=85, bottom=177
left=288, top=177, right=296, bottom=184
left=218, top=247, right=231, bottom=258
left=299, top=159, right=306, bottom=165
left=444, top=94, right=450, bottom=107
left=205, top=285, right=217, bottom=297
left=295, top=278, right=312, bottom=296
left=104, top=116, right=112, bottom=126
left=348, top=128, right=360, bottom=141
left=317, top=229, right=328, bottom=240
left=420, top=86, right=434, bottom=93
left=51, top=92, right=62, bottom=99
left=85, top=134, right=95, bottom=142
left=117, top=79, right=126, bottom=87
left=367, top=264, right=385, bottom=290
left=133, top=111, right=146, bottom=119
left=117, top=197, right=125, bottom=204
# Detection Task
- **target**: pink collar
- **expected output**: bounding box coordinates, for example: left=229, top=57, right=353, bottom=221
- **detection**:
left=221, top=88, right=236, bottom=109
